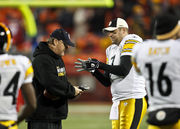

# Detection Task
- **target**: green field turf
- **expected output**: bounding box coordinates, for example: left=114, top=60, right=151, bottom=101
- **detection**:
left=19, top=103, right=148, bottom=129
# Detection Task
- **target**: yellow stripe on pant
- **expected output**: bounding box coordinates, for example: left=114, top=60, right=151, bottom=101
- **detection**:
left=0, top=120, right=17, bottom=129
left=112, top=97, right=147, bottom=129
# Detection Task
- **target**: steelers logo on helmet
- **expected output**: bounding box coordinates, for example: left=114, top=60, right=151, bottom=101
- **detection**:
left=0, top=23, right=12, bottom=52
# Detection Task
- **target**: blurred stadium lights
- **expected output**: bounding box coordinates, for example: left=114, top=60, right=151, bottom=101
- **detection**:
left=0, top=0, right=114, bottom=37
left=0, top=0, right=114, bottom=8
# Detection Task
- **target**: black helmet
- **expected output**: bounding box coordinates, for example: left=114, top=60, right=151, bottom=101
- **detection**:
left=156, top=13, right=180, bottom=40
left=0, top=23, right=12, bottom=52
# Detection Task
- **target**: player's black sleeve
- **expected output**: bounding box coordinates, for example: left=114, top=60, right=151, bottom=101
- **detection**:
left=99, top=55, right=132, bottom=78
left=92, top=70, right=111, bottom=87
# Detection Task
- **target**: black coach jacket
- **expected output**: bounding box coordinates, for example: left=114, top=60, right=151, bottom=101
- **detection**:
left=27, top=42, right=75, bottom=122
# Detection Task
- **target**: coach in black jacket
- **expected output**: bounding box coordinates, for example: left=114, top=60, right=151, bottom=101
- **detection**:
left=27, top=29, right=83, bottom=129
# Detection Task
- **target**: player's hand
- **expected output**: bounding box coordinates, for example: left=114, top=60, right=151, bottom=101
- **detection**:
left=74, top=58, right=99, bottom=72
left=88, top=58, right=100, bottom=68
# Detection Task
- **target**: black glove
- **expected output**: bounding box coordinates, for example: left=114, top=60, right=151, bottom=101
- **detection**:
left=74, top=58, right=100, bottom=72
left=88, top=58, right=100, bottom=69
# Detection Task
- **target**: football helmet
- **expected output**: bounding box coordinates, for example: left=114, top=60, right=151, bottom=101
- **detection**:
left=0, top=23, right=12, bottom=52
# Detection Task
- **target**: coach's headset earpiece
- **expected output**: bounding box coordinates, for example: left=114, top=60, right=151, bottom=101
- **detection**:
left=0, top=23, right=12, bottom=52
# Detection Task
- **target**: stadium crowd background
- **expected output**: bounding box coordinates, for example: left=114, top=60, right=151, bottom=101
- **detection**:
left=0, top=0, right=180, bottom=104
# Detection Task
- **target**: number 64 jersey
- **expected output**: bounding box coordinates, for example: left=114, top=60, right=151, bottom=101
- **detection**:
left=132, top=39, right=180, bottom=112
left=0, top=54, right=33, bottom=120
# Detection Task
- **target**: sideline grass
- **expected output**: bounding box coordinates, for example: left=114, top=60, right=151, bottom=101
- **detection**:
left=19, top=103, right=148, bottom=129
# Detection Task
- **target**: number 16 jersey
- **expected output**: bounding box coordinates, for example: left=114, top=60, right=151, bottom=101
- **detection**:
left=132, top=39, right=180, bottom=111
left=0, top=54, right=33, bottom=120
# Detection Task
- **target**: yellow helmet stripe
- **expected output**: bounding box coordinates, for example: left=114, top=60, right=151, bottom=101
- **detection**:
left=0, top=23, right=11, bottom=52
left=156, top=23, right=180, bottom=40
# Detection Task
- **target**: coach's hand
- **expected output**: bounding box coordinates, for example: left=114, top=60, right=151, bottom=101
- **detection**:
left=74, top=86, right=83, bottom=96
left=74, top=58, right=99, bottom=72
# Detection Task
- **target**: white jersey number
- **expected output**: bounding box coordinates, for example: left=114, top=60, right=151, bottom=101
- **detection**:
left=145, top=62, right=172, bottom=96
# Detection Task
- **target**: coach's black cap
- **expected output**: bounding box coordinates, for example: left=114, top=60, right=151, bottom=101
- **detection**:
left=50, top=28, right=75, bottom=47
left=156, top=13, right=180, bottom=40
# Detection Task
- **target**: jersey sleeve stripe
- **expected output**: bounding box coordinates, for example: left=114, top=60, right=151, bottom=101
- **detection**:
left=122, top=49, right=132, bottom=53
left=125, top=39, right=140, bottom=44
left=25, top=65, right=33, bottom=79
left=122, top=39, right=141, bottom=53
left=122, top=43, right=135, bottom=50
